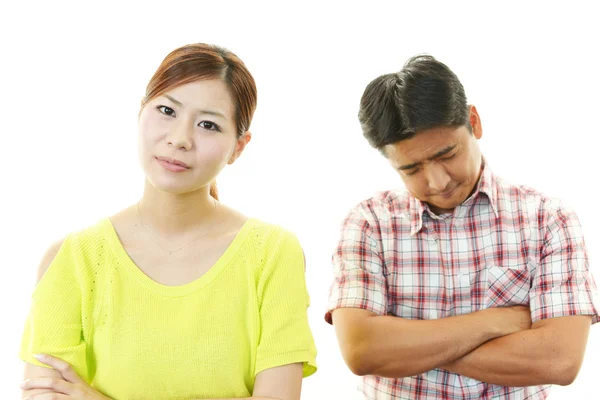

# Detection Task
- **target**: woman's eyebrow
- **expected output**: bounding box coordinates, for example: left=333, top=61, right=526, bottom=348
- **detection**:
left=164, top=95, right=226, bottom=119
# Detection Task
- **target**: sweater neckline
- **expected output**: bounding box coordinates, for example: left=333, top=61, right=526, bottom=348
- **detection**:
left=99, top=217, right=257, bottom=297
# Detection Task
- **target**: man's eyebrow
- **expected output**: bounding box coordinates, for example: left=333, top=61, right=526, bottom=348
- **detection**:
left=397, top=145, right=457, bottom=171
left=164, top=95, right=226, bottom=118
left=398, top=161, right=420, bottom=171
left=430, top=145, right=457, bottom=159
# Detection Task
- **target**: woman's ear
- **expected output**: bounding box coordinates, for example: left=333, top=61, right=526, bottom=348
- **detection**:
left=228, top=131, right=252, bottom=165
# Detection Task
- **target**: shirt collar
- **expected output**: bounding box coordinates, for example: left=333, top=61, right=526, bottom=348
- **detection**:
left=476, top=160, right=499, bottom=218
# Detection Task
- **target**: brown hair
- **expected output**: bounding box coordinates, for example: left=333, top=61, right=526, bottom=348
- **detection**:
left=141, top=43, right=258, bottom=200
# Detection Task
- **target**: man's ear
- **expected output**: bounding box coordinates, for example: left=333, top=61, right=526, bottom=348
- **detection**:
left=469, top=105, right=483, bottom=139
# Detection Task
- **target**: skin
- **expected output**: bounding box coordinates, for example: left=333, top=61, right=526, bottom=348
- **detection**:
left=384, top=105, right=483, bottom=215
left=333, top=105, right=593, bottom=386
left=22, top=79, right=303, bottom=400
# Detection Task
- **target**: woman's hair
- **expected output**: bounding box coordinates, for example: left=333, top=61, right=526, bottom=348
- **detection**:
left=141, top=43, right=258, bottom=199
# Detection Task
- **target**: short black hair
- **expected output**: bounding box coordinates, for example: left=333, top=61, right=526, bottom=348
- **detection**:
left=358, top=55, right=469, bottom=152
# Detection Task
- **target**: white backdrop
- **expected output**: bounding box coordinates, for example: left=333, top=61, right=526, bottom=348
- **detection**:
left=1, top=1, right=598, bottom=399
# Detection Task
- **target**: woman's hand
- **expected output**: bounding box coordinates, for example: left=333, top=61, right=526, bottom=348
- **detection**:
left=21, top=354, right=112, bottom=399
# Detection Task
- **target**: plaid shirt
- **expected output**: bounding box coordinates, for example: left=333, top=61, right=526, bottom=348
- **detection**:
left=326, top=163, right=599, bottom=400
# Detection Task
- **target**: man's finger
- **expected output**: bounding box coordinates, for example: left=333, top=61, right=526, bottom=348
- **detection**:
left=34, top=354, right=83, bottom=383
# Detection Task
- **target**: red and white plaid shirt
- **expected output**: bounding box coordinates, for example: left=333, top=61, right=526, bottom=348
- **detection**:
left=326, top=163, right=599, bottom=399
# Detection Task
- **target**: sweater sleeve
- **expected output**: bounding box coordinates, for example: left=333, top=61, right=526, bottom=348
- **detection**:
left=20, top=233, right=89, bottom=381
left=255, top=231, right=317, bottom=378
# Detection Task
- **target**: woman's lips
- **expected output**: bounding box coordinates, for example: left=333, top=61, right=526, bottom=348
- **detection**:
left=155, top=156, right=190, bottom=172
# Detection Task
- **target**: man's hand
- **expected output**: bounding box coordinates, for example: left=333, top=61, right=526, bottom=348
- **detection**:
left=482, top=305, right=532, bottom=336
left=441, top=315, right=592, bottom=386
left=21, top=354, right=111, bottom=399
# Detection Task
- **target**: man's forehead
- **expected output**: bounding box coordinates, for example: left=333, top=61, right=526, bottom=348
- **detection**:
left=387, top=127, right=464, bottom=162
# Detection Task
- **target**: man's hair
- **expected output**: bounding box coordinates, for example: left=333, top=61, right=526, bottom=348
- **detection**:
left=358, top=55, right=469, bottom=152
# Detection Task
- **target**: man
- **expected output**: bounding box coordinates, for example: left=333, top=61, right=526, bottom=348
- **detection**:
left=326, top=55, right=599, bottom=399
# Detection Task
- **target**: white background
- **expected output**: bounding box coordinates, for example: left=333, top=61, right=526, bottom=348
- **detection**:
left=1, top=1, right=598, bottom=399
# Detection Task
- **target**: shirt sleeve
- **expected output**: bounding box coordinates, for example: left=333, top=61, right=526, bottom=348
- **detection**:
left=255, top=231, right=317, bottom=378
left=529, top=204, right=600, bottom=324
left=325, top=203, right=387, bottom=324
left=19, top=234, right=89, bottom=381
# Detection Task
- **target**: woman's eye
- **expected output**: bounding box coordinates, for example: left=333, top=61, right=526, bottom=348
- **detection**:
left=405, top=168, right=420, bottom=176
left=157, top=105, right=175, bottom=117
left=441, top=153, right=456, bottom=161
left=199, top=121, right=220, bottom=131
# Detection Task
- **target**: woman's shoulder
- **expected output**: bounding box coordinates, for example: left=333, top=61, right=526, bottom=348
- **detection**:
left=36, top=239, right=67, bottom=283
left=243, top=217, right=300, bottom=247
left=34, top=217, right=115, bottom=284
left=240, top=218, right=304, bottom=279
left=219, top=204, right=298, bottom=248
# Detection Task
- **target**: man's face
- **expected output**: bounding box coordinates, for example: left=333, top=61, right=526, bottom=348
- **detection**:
left=384, top=106, right=483, bottom=215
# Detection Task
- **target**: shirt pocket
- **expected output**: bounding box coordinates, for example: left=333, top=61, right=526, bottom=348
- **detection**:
left=485, top=264, right=531, bottom=308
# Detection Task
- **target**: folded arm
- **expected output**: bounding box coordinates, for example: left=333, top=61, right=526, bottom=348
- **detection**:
left=441, top=315, right=592, bottom=386
left=23, top=361, right=303, bottom=400
left=332, top=305, right=530, bottom=378
left=443, top=204, right=599, bottom=386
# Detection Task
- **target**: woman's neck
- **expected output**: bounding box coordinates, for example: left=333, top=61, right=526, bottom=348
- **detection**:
left=137, top=181, right=221, bottom=238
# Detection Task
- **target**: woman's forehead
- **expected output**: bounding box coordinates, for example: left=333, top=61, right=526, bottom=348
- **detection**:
left=158, top=79, right=235, bottom=120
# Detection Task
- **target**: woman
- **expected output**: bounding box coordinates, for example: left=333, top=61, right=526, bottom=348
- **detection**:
left=20, top=43, right=317, bottom=400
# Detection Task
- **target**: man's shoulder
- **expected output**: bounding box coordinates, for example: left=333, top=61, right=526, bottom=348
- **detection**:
left=494, top=175, right=568, bottom=218
left=345, top=188, right=412, bottom=224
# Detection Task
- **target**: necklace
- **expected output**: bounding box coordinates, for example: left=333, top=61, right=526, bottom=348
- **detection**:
left=136, top=201, right=217, bottom=255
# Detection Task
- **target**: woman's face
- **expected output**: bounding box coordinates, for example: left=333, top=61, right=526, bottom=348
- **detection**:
left=138, top=79, right=247, bottom=195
